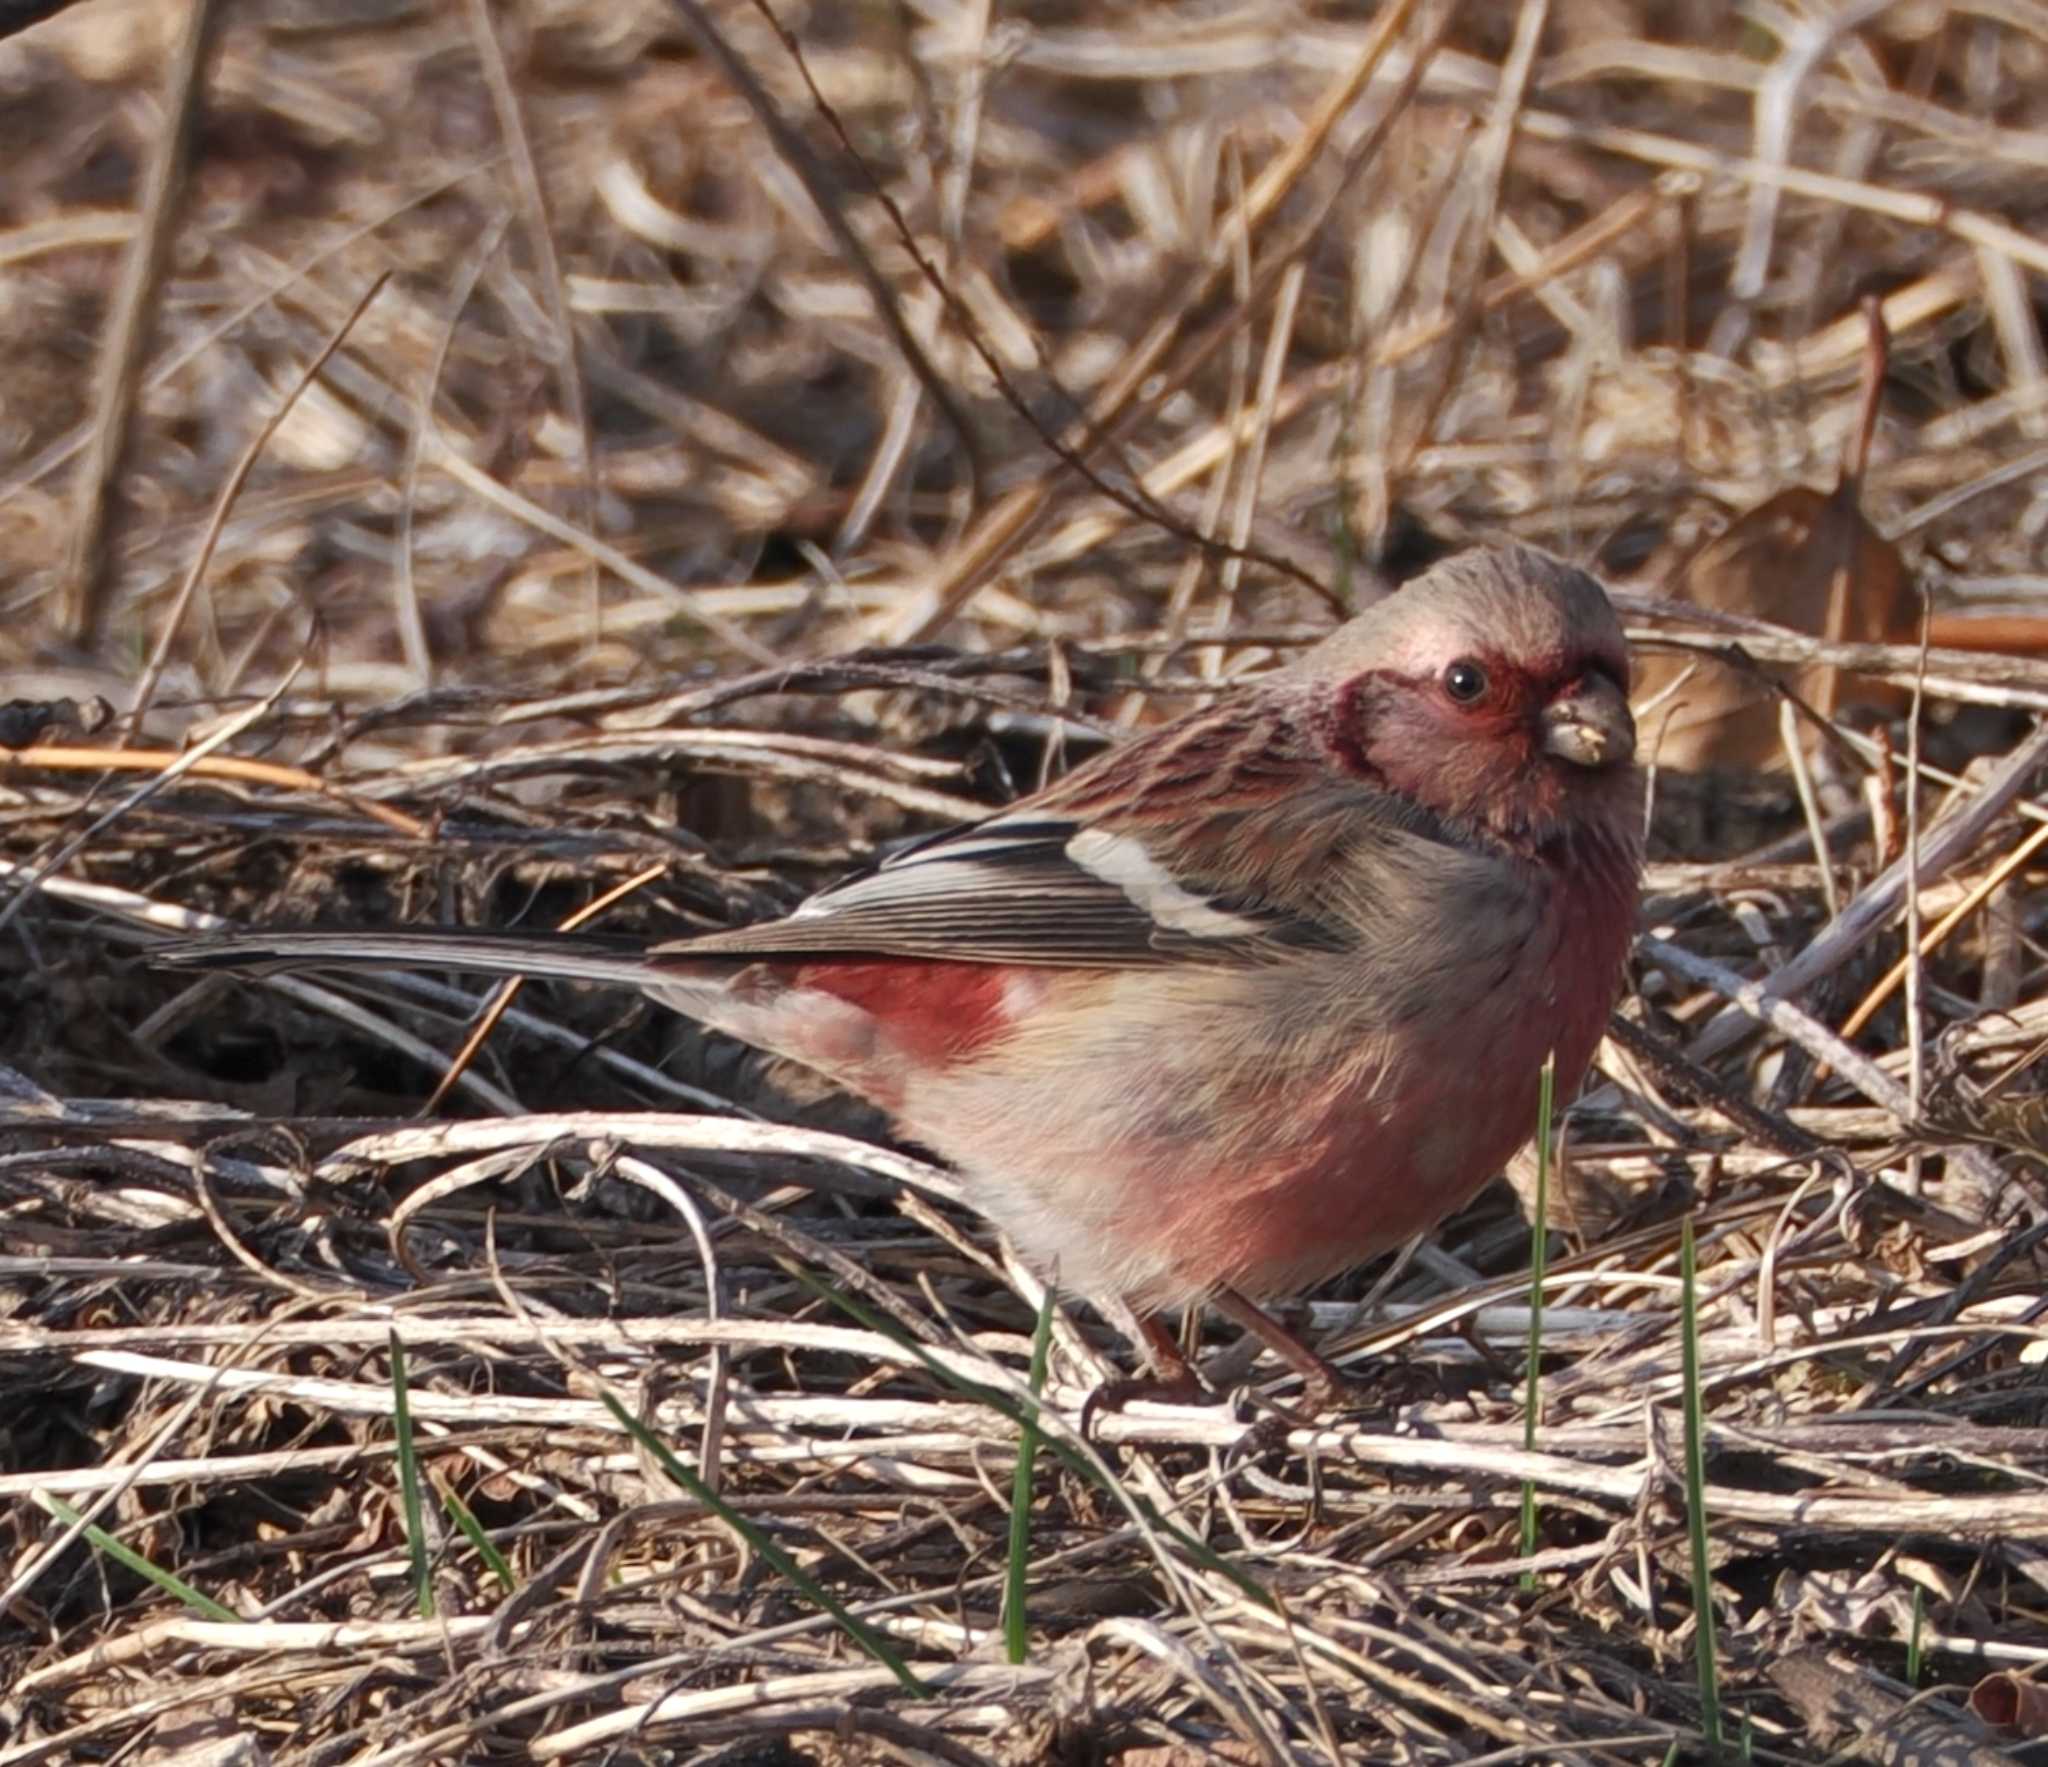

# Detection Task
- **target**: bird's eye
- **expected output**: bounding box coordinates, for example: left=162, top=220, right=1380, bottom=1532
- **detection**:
left=1442, top=660, right=1488, bottom=704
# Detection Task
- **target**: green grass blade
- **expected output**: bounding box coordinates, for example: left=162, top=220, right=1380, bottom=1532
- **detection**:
left=388, top=1329, right=433, bottom=1618
left=1520, top=1050, right=1557, bottom=1590
left=1907, top=1585, right=1925, bottom=1685
left=1002, top=1286, right=1056, bottom=1664
left=600, top=1390, right=931, bottom=1696
left=35, top=1493, right=239, bottom=1622
left=1680, top=1216, right=1723, bottom=1753
left=436, top=1475, right=516, bottom=1594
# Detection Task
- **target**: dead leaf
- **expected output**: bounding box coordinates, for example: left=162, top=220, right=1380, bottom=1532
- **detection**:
left=1634, top=295, right=1916, bottom=772
left=1924, top=612, right=2048, bottom=655
left=1972, top=1671, right=2048, bottom=1738
left=1633, top=480, right=1913, bottom=772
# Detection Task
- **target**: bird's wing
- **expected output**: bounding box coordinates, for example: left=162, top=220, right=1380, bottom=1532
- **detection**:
left=663, top=708, right=1448, bottom=969
left=668, top=813, right=1338, bottom=967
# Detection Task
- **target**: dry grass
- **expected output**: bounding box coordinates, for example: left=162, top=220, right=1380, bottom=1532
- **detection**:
left=6, top=0, right=2048, bottom=1760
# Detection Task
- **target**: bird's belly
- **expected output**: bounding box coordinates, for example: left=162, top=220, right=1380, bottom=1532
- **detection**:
left=1166, top=1033, right=1556, bottom=1300
left=898, top=938, right=1612, bottom=1311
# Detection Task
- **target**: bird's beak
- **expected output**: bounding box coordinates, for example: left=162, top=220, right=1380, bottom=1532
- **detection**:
left=1541, top=674, right=1635, bottom=770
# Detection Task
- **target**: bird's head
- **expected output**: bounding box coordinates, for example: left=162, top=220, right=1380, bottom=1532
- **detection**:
left=1307, top=546, right=1639, bottom=853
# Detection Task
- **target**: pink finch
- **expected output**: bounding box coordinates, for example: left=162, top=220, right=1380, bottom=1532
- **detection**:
left=162, top=545, right=1642, bottom=1404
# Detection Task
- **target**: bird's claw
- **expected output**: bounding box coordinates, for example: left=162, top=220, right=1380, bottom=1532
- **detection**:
left=1078, top=1368, right=1214, bottom=1440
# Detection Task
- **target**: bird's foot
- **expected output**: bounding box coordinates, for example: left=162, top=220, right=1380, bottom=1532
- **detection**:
left=1209, top=1286, right=1375, bottom=1418
left=1080, top=1314, right=1220, bottom=1438
left=1078, top=1367, right=1213, bottom=1438
left=1080, top=1299, right=1376, bottom=1439
left=1294, top=1366, right=1375, bottom=1416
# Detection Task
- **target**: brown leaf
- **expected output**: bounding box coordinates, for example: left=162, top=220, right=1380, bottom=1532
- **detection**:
left=1925, top=612, right=2048, bottom=655
left=1635, top=294, right=1916, bottom=773
left=1972, top=1671, right=2048, bottom=1738
left=1633, top=481, right=1914, bottom=772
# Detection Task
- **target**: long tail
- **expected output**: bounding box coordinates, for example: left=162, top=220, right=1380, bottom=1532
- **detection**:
left=157, top=928, right=669, bottom=992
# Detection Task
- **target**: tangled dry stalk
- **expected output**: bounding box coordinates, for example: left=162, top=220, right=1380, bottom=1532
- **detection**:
left=7, top=0, right=2048, bottom=1760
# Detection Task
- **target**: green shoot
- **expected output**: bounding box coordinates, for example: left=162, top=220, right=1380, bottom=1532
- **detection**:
left=34, top=1492, right=239, bottom=1622
left=1003, top=1286, right=1056, bottom=1664
left=600, top=1390, right=930, bottom=1696
left=389, top=1330, right=432, bottom=1618
left=436, top=1475, right=516, bottom=1594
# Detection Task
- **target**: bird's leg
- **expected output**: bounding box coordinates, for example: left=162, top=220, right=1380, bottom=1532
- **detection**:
left=1209, top=1286, right=1362, bottom=1411
left=1135, top=1312, right=1206, bottom=1397
left=1079, top=1311, right=1212, bottom=1436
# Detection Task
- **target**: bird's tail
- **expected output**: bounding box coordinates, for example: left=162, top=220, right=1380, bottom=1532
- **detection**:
left=157, top=927, right=670, bottom=992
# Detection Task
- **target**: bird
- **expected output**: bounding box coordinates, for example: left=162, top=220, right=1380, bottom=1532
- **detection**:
left=160, top=544, right=1643, bottom=1408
